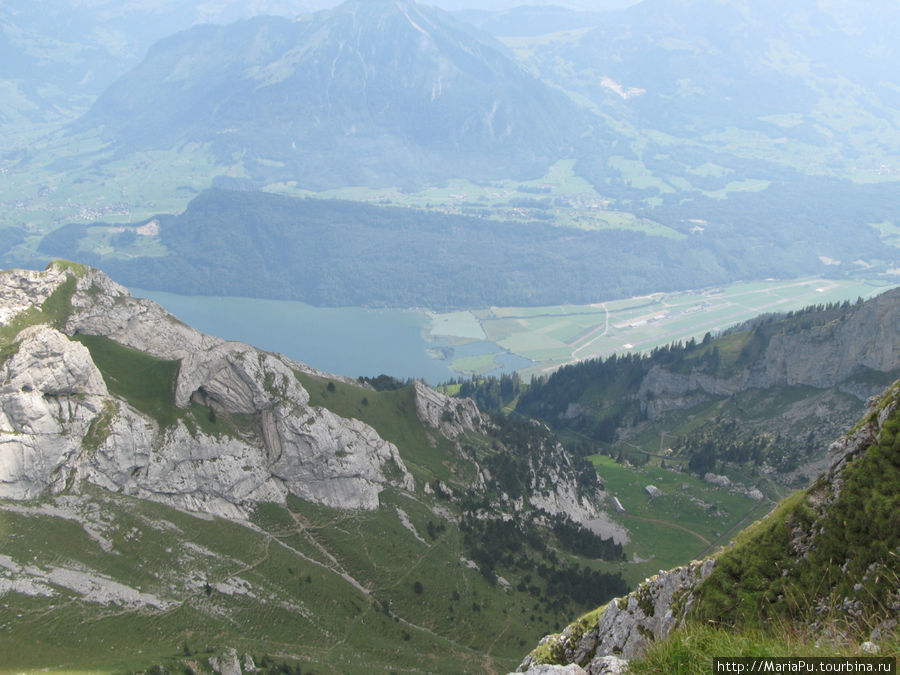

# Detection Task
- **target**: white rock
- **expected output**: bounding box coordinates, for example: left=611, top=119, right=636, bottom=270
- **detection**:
left=0, top=264, right=69, bottom=325
left=0, top=265, right=416, bottom=517
left=588, top=656, right=629, bottom=675
left=704, top=472, right=731, bottom=487
left=515, top=665, right=588, bottom=675
left=522, top=558, right=716, bottom=671
left=209, top=647, right=242, bottom=675
left=0, top=326, right=109, bottom=498
left=413, top=380, right=486, bottom=437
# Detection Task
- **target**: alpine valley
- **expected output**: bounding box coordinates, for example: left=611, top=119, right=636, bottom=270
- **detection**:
left=1, top=0, right=899, bottom=673
left=1, top=262, right=898, bottom=672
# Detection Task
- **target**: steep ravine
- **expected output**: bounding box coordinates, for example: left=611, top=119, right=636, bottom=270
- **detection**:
left=515, top=381, right=900, bottom=674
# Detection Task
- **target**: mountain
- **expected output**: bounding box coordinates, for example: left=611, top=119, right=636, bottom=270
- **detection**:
left=454, top=6, right=608, bottom=36
left=0, top=0, right=315, bottom=127
left=69, top=0, right=587, bottom=189
left=4, top=0, right=899, bottom=290
left=517, top=379, right=900, bottom=672
left=513, top=290, right=900, bottom=484
left=505, top=0, right=900, bottom=181
left=0, top=261, right=628, bottom=672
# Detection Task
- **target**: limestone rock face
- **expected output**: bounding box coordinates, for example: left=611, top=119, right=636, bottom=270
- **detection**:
left=518, top=558, right=716, bottom=673
left=0, top=325, right=109, bottom=498
left=585, top=559, right=716, bottom=660
left=0, top=264, right=420, bottom=517
left=0, top=265, right=69, bottom=325
left=13, top=326, right=106, bottom=395
left=756, top=291, right=900, bottom=389
left=269, top=405, right=415, bottom=510
left=515, top=665, right=588, bottom=675
left=76, top=408, right=286, bottom=520
left=175, top=342, right=310, bottom=412
left=412, top=380, right=487, bottom=438
left=208, top=648, right=242, bottom=675
left=65, top=267, right=223, bottom=359
left=528, top=456, right=602, bottom=527
left=635, top=288, right=900, bottom=419
left=638, top=366, right=741, bottom=418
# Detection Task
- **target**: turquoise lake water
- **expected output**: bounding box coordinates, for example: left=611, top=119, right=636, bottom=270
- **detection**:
left=133, top=289, right=457, bottom=383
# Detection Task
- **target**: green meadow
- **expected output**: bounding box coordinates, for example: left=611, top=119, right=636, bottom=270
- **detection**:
left=459, top=276, right=898, bottom=380
left=587, top=455, right=770, bottom=586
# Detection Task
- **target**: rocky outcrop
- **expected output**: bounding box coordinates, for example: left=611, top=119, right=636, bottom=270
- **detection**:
left=529, top=455, right=603, bottom=527
left=635, top=289, right=900, bottom=419
left=517, top=559, right=715, bottom=673
left=0, top=263, right=419, bottom=517
left=412, top=380, right=487, bottom=438
left=0, top=265, right=71, bottom=325
left=755, top=292, right=900, bottom=390
left=64, top=266, right=223, bottom=359
left=638, top=366, right=741, bottom=418
left=0, top=325, right=109, bottom=498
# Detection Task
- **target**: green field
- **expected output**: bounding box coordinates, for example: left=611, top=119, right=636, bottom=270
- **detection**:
left=0, top=131, right=237, bottom=240
left=267, top=158, right=681, bottom=238
left=587, top=456, right=773, bottom=586
left=431, top=276, right=898, bottom=380
left=2, top=151, right=684, bottom=254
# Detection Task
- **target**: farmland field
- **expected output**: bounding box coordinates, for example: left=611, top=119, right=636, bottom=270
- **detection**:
left=433, top=276, right=897, bottom=380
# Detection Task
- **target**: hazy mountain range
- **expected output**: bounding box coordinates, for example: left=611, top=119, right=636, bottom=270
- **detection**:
left=71, top=0, right=585, bottom=187
left=2, top=0, right=898, bottom=305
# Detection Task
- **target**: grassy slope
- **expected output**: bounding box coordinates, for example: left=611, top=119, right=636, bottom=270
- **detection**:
left=0, top=359, right=626, bottom=672
left=0, top=487, right=548, bottom=673
left=628, top=623, right=900, bottom=675
left=587, top=455, right=768, bottom=587
left=527, top=382, right=900, bottom=672
left=689, top=386, right=900, bottom=630
left=73, top=332, right=257, bottom=440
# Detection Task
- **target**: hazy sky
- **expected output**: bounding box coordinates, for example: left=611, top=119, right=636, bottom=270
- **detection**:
left=198, top=0, right=643, bottom=16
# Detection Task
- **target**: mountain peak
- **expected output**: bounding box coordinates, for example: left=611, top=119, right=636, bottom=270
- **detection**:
left=72, top=0, right=585, bottom=189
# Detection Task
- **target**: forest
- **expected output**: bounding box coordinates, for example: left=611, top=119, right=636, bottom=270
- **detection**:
left=36, top=178, right=897, bottom=309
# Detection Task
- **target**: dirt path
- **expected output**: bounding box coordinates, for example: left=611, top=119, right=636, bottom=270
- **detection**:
left=289, top=512, right=370, bottom=594
left=697, top=499, right=773, bottom=558
left=619, top=513, right=711, bottom=546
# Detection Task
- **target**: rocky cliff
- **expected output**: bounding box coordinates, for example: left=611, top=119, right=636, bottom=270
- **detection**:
left=0, top=261, right=610, bottom=533
left=516, top=558, right=717, bottom=674
left=638, top=289, right=900, bottom=419
left=0, top=262, right=437, bottom=517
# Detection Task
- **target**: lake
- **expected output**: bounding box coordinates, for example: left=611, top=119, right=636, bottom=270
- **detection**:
left=133, top=289, right=457, bottom=383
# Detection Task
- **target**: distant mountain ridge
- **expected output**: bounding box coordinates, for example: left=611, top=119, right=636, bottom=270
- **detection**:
left=512, top=0, right=900, bottom=178
left=4, top=0, right=899, bottom=289
left=73, top=0, right=586, bottom=188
